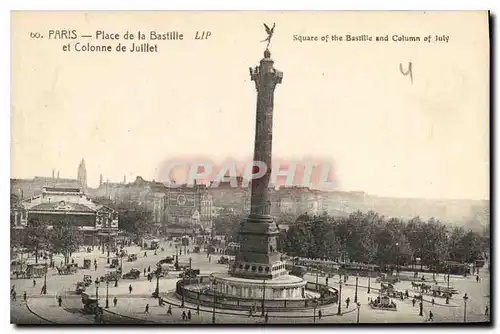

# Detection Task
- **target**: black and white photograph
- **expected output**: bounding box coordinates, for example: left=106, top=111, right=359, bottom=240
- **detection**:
left=9, top=11, right=490, bottom=325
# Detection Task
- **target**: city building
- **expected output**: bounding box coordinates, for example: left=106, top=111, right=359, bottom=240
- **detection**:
left=11, top=186, right=118, bottom=245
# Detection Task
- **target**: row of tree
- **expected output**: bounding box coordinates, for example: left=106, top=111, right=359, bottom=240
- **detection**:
left=279, top=211, right=489, bottom=267
left=11, top=218, right=83, bottom=265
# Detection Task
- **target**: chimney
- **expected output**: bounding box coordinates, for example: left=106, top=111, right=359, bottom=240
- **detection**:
left=99, top=174, right=103, bottom=186
left=52, top=169, right=55, bottom=179
left=57, top=170, right=60, bottom=179
left=123, top=175, right=126, bottom=184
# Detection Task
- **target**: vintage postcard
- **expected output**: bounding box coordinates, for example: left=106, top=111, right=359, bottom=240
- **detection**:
left=10, top=11, right=490, bottom=325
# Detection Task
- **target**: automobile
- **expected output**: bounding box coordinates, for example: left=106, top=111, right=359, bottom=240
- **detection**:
left=290, top=265, right=307, bottom=278
left=122, top=268, right=141, bottom=279
left=110, top=259, right=120, bottom=268
left=81, top=293, right=99, bottom=314
left=179, top=268, right=200, bottom=278
left=100, top=271, right=121, bottom=282
left=76, top=282, right=86, bottom=294
left=157, top=257, right=174, bottom=266
left=83, top=275, right=92, bottom=286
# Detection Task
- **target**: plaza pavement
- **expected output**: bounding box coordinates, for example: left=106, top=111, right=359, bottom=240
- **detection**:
left=11, top=240, right=491, bottom=324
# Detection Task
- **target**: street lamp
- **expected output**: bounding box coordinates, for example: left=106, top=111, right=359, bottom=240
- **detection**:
left=446, top=268, right=450, bottom=304
left=419, top=294, right=424, bottom=316
left=315, top=266, right=319, bottom=291
left=43, top=256, right=48, bottom=295
left=95, top=280, right=100, bottom=304
left=356, top=302, right=361, bottom=323
left=105, top=281, right=109, bottom=308
left=212, top=278, right=217, bottom=324
left=155, top=268, right=161, bottom=297
left=337, top=278, right=342, bottom=315
left=367, top=274, right=371, bottom=294
left=463, top=293, right=468, bottom=323
left=313, top=297, right=318, bottom=324
left=395, top=242, right=399, bottom=278
left=120, top=251, right=124, bottom=273
left=354, top=275, right=359, bottom=303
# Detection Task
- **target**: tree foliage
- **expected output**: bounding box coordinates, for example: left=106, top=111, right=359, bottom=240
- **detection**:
left=22, top=218, right=49, bottom=264
left=49, top=219, right=83, bottom=264
left=282, top=210, right=487, bottom=266
left=213, top=209, right=241, bottom=242
left=116, top=203, right=152, bottom=239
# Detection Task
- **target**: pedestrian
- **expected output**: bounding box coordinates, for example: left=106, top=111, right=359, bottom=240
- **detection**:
left=318, top=309, right=322, bottom=320
left=182, top=311, right=186, bottom=320
left=23, top=291, right=27, bottom=302
left=58, top=296, right=62, bottom=307
left=94, top=263, right=97, bottom=271
left=187, top=310, right=191, bottom=320
left=476, top=275, right=480, bottom=283
left=209, top=256, right=211, bottom=263
left=71, top=258, right=74, bottom=264
left=144, top=251, right=147, bottom=257
left=196, top=304, right=200, bottom=315
left=428, top=310, right=434, bottom=321
left=12, top=290, right=16, bottom=301
left=10, top=285, right=15, bottom=295
left=265, top=312, right=269, bottom=323
left=113, top=296, right=117, bottom=307
left=167, top=305, right=172, bottom=315
left=346, top=297, right=350, bottom=309
left=129, top=284, right=133, bottom=294
left=485, top=305, right=489, bottom=316
left=431, top=298, right=435, bottom=305
left=412, top=298, right=416, bottom=307
left=148, top=265, right=151, bottom=273
left=33, top=279, right=36, bottom=287
left=144, top=304, right=149, bottom=314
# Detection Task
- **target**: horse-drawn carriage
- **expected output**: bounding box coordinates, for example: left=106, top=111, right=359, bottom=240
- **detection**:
left=57, top=263, right=78, bottom=275
left=25, top=263, right=48, bottom=278
left=217, top=256, right=229, bottom=264
left=127, top=254, right=137, bottom=262
left=412, top=281, right=458, bottom=298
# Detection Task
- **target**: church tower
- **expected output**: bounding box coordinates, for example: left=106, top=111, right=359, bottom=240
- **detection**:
left=78, top=158, right=88, bottom=191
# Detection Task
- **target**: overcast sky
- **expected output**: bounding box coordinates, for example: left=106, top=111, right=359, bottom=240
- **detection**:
left=11, top=11, right=489, bottom=200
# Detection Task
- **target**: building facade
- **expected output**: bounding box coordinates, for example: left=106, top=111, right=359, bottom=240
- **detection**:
left=11, top=186, right=119, bottom=245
